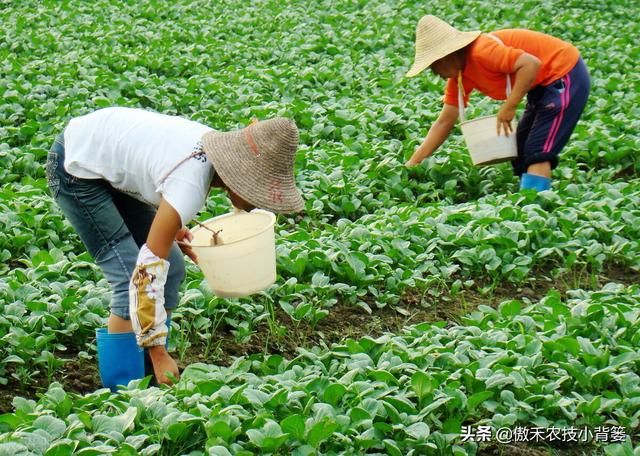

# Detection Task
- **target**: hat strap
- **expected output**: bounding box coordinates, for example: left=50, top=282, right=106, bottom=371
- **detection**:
left=458, top=71, right=466, bottom=122
left=457, top=33, right=513, bottom=123
left=487, top=33, right=512, bottom=97
left=159, top=150, right=203, bottom=185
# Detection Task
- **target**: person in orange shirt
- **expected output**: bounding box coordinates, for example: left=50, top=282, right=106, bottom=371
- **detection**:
left=405, top=16, right=590, bottom=191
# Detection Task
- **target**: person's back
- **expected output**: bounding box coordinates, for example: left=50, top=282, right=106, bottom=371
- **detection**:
left=443, top=30, right=580, bottom=106
left=64, top=107, right=213, bottom=220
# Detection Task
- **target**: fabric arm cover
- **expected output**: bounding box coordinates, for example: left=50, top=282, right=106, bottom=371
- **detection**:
left=129, top=244, right=170, bottom=347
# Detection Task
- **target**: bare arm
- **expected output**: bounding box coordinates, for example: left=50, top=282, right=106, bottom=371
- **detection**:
left=134, top=198, right=182, bottom=384
left=145, top=198, right=182, bottom=259
left=406, top=103, right=459, bottom=167
left=497, top=52, right=541, bottom=136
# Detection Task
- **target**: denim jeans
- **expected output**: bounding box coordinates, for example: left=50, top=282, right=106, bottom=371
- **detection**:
left=46, top=133, right=185, bottom=319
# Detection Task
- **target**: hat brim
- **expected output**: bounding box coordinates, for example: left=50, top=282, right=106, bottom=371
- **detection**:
left=202, top=129, right=304, bottom=214
left=406, top=30, right=481, bottom=78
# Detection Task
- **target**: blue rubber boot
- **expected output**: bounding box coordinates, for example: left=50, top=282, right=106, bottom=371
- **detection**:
left=96, top=328, right=145, bottom=392
left=520, top=173, right=551, bottom=192
left=144, top=315, right=172, bottom=384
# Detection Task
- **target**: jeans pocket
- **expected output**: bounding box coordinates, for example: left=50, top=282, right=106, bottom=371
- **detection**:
left=45, top=151, right=60, bottom=198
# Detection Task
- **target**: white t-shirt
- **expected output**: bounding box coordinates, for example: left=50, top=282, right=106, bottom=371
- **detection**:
left=63, top=107, right=215, bottom=225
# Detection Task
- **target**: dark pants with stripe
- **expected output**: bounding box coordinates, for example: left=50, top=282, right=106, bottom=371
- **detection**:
left=513, top=57, right=590, bottom=176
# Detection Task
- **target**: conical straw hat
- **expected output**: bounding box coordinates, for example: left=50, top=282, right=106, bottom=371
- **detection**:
left=202, top=118, right=304, bottom=214
left=406, top=15, right=481, bottom=78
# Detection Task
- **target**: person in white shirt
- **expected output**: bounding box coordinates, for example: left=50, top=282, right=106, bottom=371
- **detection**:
left=46, top=107, right=304, bottom=390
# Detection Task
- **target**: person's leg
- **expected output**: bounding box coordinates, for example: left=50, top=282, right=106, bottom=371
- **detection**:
left=111, top=190, right=185, bottom=326
left=519, top=58, right=590, bottom=190
left=512, top=95, right=537, bottom=178
left=108, top=315, right=133, bottom=332
left=54, top=180, right=141, bottom=323
left=526, top=162, right=551, bottom=178
left=111, top=191, right=185, bottom=383
left=47, top=135, right=144, bottom=390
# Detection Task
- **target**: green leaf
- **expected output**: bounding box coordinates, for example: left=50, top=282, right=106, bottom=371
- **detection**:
left=383, top=439, right=403, bottom=456
left=207, top=420, right=233, bottom=443
left=368, top=369, right=398, bottom=385
left=577, top=337, right=601, bottom=357
left=167, top=422, right=189, bottom=441
left=12, top=397, right=36, bottom=414
left=247, top=421, right=288, bottom=453
left=556, top=336, right=581, bottom=356
left=45, top=441, right=76, bottom=456
left=467, top=391, right=494, bottom=411
left=76, top=446, right=117, bottom=455
left=0, top=413, right=23, bottom=432
left=3, top=355, right=25, bottom=364
left=281, top=414, right=305, bottom=441
left=307, top=418, right=337, bottom=448
left=411, top=371, right=432, bottom=402
left=404, top=422, right=430, bottom=440
left=292, top=445, right=316, bottom=456
left=499, top=300, right=521, bottom=317
left=610, top=352, right=638, bottom=367
left=322, top=383, right=347, bottom=406
left=33, top=415, right=67, bottom=439
left=384, top=396, right=417, bottom=414
left=0, top=442, right=28, bottom=456
left=349, top=407, right=371, bottom=424
left=244, top=388, right=270, bottom=406
left=207, top=447, right=232, bottom=456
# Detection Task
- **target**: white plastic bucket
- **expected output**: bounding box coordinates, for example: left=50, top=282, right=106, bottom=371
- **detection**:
left=460, top=115, right=518, bottom=166
left=190, top=209, right=277, bottom=298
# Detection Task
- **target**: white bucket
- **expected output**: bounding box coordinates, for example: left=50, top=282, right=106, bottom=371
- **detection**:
left=190, top=210, right=277, bottom=298
left=460, top=115, right=517, bottom=166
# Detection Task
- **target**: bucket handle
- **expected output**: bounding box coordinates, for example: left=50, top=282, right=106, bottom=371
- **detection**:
left=458, top=33, right=512, bottom=123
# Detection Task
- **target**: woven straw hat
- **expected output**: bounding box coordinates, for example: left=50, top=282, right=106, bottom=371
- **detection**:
left=406, top=15, right=481, bottom=78
left=202, top=118, right=304, bottom=213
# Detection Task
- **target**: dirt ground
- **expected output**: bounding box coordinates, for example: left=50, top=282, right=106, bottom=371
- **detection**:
left=1, top=262, right=638, bottom=443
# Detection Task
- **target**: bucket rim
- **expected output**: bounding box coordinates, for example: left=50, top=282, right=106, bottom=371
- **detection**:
left=190, top=209, right=276, bottom=248
left=460, top=114, right=500, bottom=126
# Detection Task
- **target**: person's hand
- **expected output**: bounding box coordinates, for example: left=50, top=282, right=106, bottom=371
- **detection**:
left=496, top=103, right=516, bottom=136
left=148, top=345, right=180, bottom=385
left=175, top=227, right=197, bottom=263
left=405, top=157, right=423, bottom=168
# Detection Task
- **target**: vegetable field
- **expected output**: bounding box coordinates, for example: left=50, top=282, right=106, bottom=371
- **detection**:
left=1, top=0, right=639, bottom=454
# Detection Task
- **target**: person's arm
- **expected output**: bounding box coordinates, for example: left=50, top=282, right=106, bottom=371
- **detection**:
left=406, top=103, right=459, bottom=167
left=129, top=198, right=182, bottom=384
left=496, top=52, right=541, bottom=136
left=146, top=198, right=182, bottom=259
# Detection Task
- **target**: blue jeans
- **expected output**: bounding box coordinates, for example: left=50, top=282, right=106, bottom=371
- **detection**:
left=46, top=133, right=185, bottom=319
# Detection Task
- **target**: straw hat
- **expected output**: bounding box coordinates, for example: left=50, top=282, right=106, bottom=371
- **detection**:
left=202, top=118, right=304, bottom=213
left=406, top=15, right=481, bottom=78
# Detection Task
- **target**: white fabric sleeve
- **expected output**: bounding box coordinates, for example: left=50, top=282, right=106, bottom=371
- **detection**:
left=161, top=177, right=209, bottom=226
left=129, top=244, right=170, bottom=348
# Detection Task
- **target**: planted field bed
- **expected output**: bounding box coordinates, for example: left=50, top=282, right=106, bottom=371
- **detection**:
left=1, top=0, right=639, bottom=455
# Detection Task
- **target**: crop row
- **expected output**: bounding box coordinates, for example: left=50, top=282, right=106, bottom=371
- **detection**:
left=2, top=178, right=638, bottom=385
left=1, top=283, right=638, bottom=454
